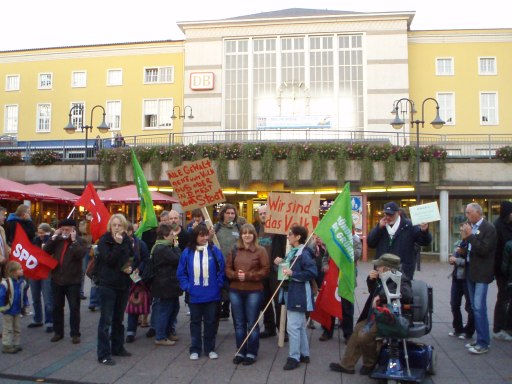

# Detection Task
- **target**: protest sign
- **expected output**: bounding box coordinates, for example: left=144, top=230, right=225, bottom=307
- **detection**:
left=409, top=201, right=441, bottom=225
left=265, top=192, right=320, bottom=235
left=167, top=158, right=225, bottom=211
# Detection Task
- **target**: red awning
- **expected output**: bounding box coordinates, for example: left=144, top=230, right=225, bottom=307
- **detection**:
left=26, top=183, right=79, bottom=204
left=0, top=177, right=51, bottom=201
left=97, top=185, right=179, bottom=204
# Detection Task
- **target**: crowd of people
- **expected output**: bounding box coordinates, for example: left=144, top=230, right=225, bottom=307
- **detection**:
left=0, top=199, right=511, bottom=375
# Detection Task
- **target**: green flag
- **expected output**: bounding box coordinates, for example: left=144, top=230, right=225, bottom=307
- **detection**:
left=131, top=149, right=158, bottom=238
left=314, top=182, right=355, bottom=303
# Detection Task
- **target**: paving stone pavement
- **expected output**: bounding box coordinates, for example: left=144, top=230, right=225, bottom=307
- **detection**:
left=1, top=261, right=511, bottom=384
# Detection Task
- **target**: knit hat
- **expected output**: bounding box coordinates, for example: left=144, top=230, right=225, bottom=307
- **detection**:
left=374, top=253, right=401, bottom=270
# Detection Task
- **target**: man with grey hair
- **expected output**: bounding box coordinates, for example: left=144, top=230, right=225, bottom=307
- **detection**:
left=460, top=202, right=497, bottom=354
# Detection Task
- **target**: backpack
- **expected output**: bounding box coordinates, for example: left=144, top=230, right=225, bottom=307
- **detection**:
left=0, top=278, right=13, bottom=313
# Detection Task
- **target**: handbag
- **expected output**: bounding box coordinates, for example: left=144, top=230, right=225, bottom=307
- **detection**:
left=141, top=258, right=156, bottom=285
left=373, top=304, right=410, bottom=339
left=125, top=283, right=151, bottom=315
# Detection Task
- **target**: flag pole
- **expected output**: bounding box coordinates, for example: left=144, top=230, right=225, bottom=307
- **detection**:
left=235, top=231, right=315, bottom=356
left=67, top=206, right=76, bottom=219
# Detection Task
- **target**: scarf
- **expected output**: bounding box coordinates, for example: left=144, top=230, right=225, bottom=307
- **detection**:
left=193, top=245, right=209, bottom=287
left=386, top=216, right=401, bottom=239
left=150, top=239, right=173, bottom=256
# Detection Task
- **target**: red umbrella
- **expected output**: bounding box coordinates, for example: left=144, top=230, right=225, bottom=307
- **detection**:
left=26, top=183, right=79, bottom=204
left=97, top=185, right=179, bottom=204
left=0, top=177, right=47, bottom=201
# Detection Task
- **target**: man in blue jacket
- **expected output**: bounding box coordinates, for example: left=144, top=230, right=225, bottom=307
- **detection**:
left=367, top=202, right=431, bottom=280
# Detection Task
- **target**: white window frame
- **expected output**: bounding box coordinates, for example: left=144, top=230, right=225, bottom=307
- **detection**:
left=38, top=73, right=53, bottom=89
left=143, top=67, right=174, bottom=84
left=107, top=69, right=123, bottom=86
left=106, top=100, right=122, bottom=131
left=479, top=92, right=498, bottom=125
left=435, top=57, right=454, bottom=76
left=478, top=57, right=497, bottom=75
left=70, top=102, right=85, bottom=128
left=5, top=74, right=20, bottom=91
left=4, top=105, right=19, bottom=133
left=142, top=98, right=173, bottom=129
left=71, top=71, right=87, bottom=88
left=36, top=103, right=52, bottom=133
left=436, top=92, right=455, bottom=125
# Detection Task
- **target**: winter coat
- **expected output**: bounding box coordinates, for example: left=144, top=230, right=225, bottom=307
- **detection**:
left=466, top=219, right=496, bottom=284
left=44, top=236, right=87, bottom=286
left=177, top=243, right=225, bottom=304
left=97, top=232, right=134, bottom=291
left=280, top=245, right=317, bottom=313
left=0, top=277, right=28, bottom=315
left=225, top=244, right=270, bottom=292
left=493, top=201, right=512, bottom=278
left=5, top=213, right=36, bottom=245
left=150, top=242, right=182, bottom=299
left=367, top=218, right=432, bottom=269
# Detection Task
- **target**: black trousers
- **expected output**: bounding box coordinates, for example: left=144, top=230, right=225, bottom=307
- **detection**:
left=51, top=282, right=81, bottom=337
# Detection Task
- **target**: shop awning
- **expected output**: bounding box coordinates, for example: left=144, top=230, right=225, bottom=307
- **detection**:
left=26, top=183, right=79, bottom=204
left=0, top=177, right=51, bottom=201
left=97, top=185, right=179, bottom=204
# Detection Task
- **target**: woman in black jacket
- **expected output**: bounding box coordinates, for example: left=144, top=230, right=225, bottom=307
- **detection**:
left=96, top=214, right=134, bottom=366
left=150, top=224, right=182, bottom=346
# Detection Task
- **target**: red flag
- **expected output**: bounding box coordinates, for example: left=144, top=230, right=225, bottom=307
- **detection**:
left=75, top=182, right=110, bottom=241
left=310, top=258, right=343, bottom=330
left=9, top=223, right=58, bottom=280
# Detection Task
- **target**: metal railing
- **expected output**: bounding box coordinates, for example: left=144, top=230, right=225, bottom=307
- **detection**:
left=1, top=129, right=512, bottom=162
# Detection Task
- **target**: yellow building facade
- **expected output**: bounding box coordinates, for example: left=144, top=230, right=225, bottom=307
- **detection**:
left=0, top=40, right=185, bottom=142
left=408, top=29, right=512, bottom=136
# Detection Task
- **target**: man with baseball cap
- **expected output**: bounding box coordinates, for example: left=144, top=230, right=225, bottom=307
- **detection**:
left=43, top=219, right=87, bottom=344
left=367, top=202, right=431, bottom=280
left=329, top=253, right=412, bottom=375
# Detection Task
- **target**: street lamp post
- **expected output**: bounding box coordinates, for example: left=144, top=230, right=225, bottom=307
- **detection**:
left=171, top=105, right=194, bottom=120
left=390, top=97, right=445, bottom=202
left=64, top=105, right=110, bottom=188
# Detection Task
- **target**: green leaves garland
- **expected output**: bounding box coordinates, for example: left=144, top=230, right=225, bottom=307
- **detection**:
left=238, top=146, right=252, bottom=188
left=261, top=145, right=275, bottom=186
left=287, top=146, right=300, bottom=189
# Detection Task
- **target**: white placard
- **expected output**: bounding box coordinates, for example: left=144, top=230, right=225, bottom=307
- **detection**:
left=409, top=202, right=441, bottom=225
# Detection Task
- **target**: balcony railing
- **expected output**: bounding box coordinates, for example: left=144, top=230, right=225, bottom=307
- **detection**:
left=2, top=129, right=512, bottom=162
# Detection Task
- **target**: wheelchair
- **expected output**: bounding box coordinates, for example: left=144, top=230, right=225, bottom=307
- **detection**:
left=370, top=271, right=435, bottom=384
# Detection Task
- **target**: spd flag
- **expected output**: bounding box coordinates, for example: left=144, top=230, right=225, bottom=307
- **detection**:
left=310, top=258, right=343, bottom=330
left=75, top=182, right=111, bottom=241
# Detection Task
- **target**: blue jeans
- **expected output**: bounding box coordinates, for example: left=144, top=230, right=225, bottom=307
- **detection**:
left=29, top=278, right=53, bottom=325
left=467, top=278, right=490, bottom=348
left=126, top=314, right=138, bottom=337
left=154, top=297, right=179, bottom=341
left=230, top=290, right=263, bottom=358
left=189, top=301, right=218, bottom=355
left=89, top=284, right=100, bottom=308
left=97, top=286, right=129, bottom=360
left=287, top=310, right=309, bottom=361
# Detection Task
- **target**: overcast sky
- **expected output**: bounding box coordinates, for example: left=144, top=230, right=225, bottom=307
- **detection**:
left=2, top=0, right=510, bottom=51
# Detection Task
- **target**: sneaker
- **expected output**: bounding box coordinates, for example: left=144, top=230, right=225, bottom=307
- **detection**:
left=233, top=355, right=245, bottom=365
left=190, top=353, right=199, bottom=360
left=99, top=357, right=115, bottom=366
left=113, top=349, right=132, bottom=356
left=492, top=330, right=512, bottom=341
left=169, top=334, right=179, bottom=341
left=465, top=341, right=477, bottom=349
left=2, top=345, right=16, bottom=354
left=154, top=338, right=176, bottom=346
left=126, top=335, right=135, bottom=343
left=468, top=345, right=489, bottom=354
left=209, top=351, right=219, bottom=359
left=458, top=333, right=472, bottom=340
left=283, top=357, right=300, bottom=370
left=448, top=331, right=463, bottom=337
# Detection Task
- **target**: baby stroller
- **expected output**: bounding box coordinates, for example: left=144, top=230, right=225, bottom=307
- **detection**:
left=370, top=270, right=435, bottom=384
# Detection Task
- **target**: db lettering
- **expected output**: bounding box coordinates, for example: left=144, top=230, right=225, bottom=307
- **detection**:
left=12, top=244, right=38, bottom=269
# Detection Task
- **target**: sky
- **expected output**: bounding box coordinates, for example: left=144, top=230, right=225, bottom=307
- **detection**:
left=2, top=0, right=510, bottom=51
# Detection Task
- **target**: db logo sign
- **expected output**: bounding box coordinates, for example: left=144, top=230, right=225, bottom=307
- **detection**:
left=190, top=72, right=214, bottom=91
left=12, top=244, right=39, bottom=269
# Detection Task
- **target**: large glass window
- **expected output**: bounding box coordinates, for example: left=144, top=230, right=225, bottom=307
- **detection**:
left=36, top=104, right=51, bottom=132
left=338, top=35, right=363, bottom=130
left=4, top=105, right=18, bottom=133
left=225, top=40, right=249, bottom=138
